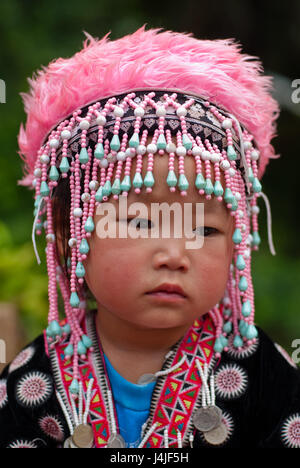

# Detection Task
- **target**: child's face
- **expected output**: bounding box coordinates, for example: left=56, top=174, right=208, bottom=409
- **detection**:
left=83, top=140, right=235, bottom=331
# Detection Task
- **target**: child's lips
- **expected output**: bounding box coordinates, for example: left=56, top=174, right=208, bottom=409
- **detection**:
left=146, top=291, right=187, bottom=302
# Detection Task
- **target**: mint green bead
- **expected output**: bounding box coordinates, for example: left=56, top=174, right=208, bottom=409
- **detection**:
left=59, top=157, right=70, bottom=173
left=167, top=170, right=177, bottom=187
left=84, top=216, right=95, bottom=233
left=252, top=177, right=262, bottom=193
left=223, top=308, right=232, bottom=318
left=230, top=197, right=238, bottom=211
left=49, top=165, right=59, bottom=181
left=223, top=321, right=232, bottom=334
left=69, top=378, right=79, bottom=395
left=70, top=291, right=80, bottom=308
left=94, top=143, right=105, bottom=160
left=252, top=231, right=261, bottom=246
left=236, top=254, right=246, bottom=270
left=133, top=173, right=143, bottom=188
left=245, top=324, right=258, bottom=339
left=95, top=186, right=104, bottom=202
left=129, top=132, right=140, bottom=148
left=213, top=337, right=224, bottom=353
left=232, top=228, right=242, bottom=244
left=79, top=147, right=89, bottom=164
left=248, top=167, right=254, bottom=183
left=157, top=133, right=167, bottom=149
left=82, top=334, right=92, bottom=348
left=144, top=171, right=155, bottom=188
left=77, top=341, right=87, bottom=356
left=110, top=134, right=121, bottom=151
left=40, top=181, right=50, bottom=197
left=63, top=324, right=71, bottom=335
left=242, top=300, right=252, bottom=317
left=195, top=173, right=206, bottom=190
left=224, top=188, right=234, bottom=204
left=79, top=238, right=89, bottom=254
left=239, top=319, right=248, bottom=336
left=102, top=180, right=112, bottom=197
left=34, top=195, right=42, bottom=208
left=233, top=334, right=243, bottom=348
left=121, top=175, right=131, bottom=191
left=49, top=320, right=61, bottom=337
left=182, top=134, right=193, bottom=150
left=220, top=335, right=228, bottom=347
left=75, top=261, right=85, bottom=278
left=213, top=180, right=224, bottom=197
left=64, top=344, right=74, bottom=357
left=238, top=275, right=248, bottom=292
left=112, top=178, right=121, bottom=194
left=178, top=174, right=189, bottom=191
left=204, top=178, right=214, bottom=195
left=227, top=145, right=237, bottom=160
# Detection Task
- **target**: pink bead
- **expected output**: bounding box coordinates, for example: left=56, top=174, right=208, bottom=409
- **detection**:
left=146, top=188, right=152, bottom=193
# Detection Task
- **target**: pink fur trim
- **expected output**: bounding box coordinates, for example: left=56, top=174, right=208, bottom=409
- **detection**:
left=17, top=25, right=280, bottom=185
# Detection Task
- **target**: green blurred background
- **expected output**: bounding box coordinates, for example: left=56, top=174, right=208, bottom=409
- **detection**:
left=0, top=0, right=299, bottom=355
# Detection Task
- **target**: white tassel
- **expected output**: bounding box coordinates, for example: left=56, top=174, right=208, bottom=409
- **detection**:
left=258, top=191, right=276, bottom=255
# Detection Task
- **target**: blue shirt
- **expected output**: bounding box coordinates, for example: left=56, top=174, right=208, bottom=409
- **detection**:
left=103, top=353, right=156, bottom=448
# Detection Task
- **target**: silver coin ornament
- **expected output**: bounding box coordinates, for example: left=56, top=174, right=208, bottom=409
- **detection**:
left=203, top=422, right=228, bottom=445
left=63, top=436, right=72, bottom=448
left=193, top=405, right=222, bottom=432
left=72, top=423, right=94, bottom=448
left=107, top=433, right=126, bottom=448
left=137, top=373, right=157, bottom=385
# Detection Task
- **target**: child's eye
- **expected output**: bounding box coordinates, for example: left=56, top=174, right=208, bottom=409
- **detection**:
left=127, top=218, right=154, bottom=229
left=193, top=226, right=218, bottom=236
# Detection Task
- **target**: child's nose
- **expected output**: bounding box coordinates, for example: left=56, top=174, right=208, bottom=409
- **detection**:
left=152, top=240, right=190, bottom=272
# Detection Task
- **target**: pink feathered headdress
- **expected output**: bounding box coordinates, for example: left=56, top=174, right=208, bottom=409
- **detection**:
left=18, top=24, right=280, bottom=186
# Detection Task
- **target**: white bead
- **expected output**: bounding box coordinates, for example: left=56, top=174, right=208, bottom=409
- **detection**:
left=113, top=106, right=124, bottom=118
left=223, top=297, right=231, bottom=306
left=61, top=130, right=71, bottom=140
left=243, top=141, right=252, bottom=151
left=221, top=118, right=232, bottom=129
left=244, top=248, right=251, bottom=258
left=34, top=168, right=42, bottom=177
left=228, top=168, right=236, bottom=177
left=241, top=223, right=246, bottom=232
left=81, top=193, right=90, bottom=202
left=100, top=159, right=108, bottom=168
left=73, top=208, right=83, bottom=218
left=192, top=145, right=202, bottom=156
left=238, top=209, right=244, bottom=218
left=201, top=150, right=211, bottom=161
left=251, top=149, right=260, bottom=160
left=220, top=160, right=230, bottom=170
left=137, top=145, right=147, bottom=155
left=147, top=143, right=157, bottom=154
left=166, top=143, right=177, bottom=153
left=79, top=119, right=90, bottom=130
left=89, top=180, right=99, bottom=191
left=32, top=179, right=37, bottom=187
left=117, top=151, right=126, bottom=161
left=156, top=105, right=166, bottom=117
left=106, top=152, right=115, bottom=162
left=232, top=279, right=236, bottom=287
left=211, top=153, right=221, bottom=163
left=230, top=264, right=234, bottom=272
left=43, top=221, right=48, bottom=229
left=235, top=192, right=241, bottom=201
left=134, top=106, right=145, bottom=117
left=176, top=106, right=187, bottom=117
left=251, top=205, right=260, bottom=214
left=40, top=154, right=50, bottom=164
left=46, top=233, right=55, bottom=243
left=68, top=238, right=77, bottom=248
left=96, top=114, right=106, bottom=126
left=49, top=138, right=60, bottom=149
left=246, top=234, right=253, bottom=245
left=176, top=146, right=187, bottom=157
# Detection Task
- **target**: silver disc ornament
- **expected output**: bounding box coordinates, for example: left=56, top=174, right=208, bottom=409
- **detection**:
left=192, top=405, right=223, bottom=432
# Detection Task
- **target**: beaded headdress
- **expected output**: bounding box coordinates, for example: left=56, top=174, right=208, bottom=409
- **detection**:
left=17, top=26, right=280, bottom=396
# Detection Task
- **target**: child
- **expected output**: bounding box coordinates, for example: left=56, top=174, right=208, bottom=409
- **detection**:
left=0, top=25, right=299, bottom=449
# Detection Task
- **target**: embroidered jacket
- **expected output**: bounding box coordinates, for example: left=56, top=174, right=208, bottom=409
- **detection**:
left=0, top=310, right=299, bottom=448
